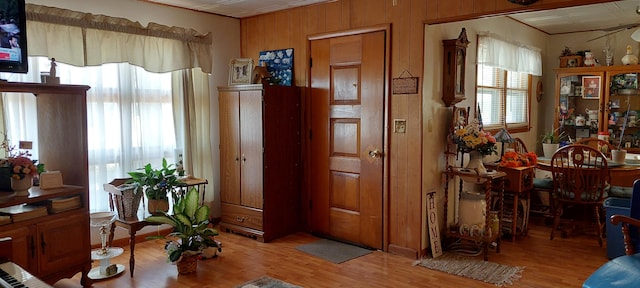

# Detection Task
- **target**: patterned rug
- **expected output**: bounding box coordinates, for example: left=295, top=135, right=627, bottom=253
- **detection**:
left=413, top=253, right=525, bottom=287
left=236, top=276, right=302, bottom=288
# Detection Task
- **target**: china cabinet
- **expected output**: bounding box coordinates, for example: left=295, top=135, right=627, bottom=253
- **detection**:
left=218, top=84, right=301, bottom=242
left=0, top=82, right=91, bottom=286
left=554, top=65, right=640, bottom=153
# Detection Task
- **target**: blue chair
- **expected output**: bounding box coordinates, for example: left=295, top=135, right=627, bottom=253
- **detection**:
left=583, top=179, right=640, bottom=288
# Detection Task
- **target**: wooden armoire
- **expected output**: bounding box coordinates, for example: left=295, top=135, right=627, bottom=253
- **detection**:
left=218, top=84, right=301, bottom=242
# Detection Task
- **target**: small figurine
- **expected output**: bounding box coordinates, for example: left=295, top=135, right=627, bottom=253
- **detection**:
left=621, top=45, right=638, bottom=65
left=49, top=58, right=57, bottom=77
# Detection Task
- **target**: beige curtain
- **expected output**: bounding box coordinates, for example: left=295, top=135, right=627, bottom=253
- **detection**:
left=25, top=4, right=212, bottom=73
left=172, top=69, right=214, bottom=202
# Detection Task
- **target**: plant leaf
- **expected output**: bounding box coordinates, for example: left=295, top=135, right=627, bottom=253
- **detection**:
left=184, top=187, right=199, bottom=218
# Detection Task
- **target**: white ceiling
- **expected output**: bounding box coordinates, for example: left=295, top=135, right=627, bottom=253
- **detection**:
left=148, top=0, right=640, bottom=37
left=144, top=0, right=333, bottom=18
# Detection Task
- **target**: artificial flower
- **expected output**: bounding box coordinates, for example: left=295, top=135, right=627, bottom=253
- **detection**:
left=453, top=119, right=497, bottom=156
left=499, top=151, right=538, bottom=168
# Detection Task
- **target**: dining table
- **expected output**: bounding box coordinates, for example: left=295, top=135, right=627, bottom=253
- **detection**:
left=536, top=157, right=640, bottom=187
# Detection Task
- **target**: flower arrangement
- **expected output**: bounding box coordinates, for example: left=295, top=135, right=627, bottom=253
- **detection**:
left=499, top=151, right=538, bottom=168
left=453, top=119, right=497, bottom=156
left=0, top=135, right=38, bottom=180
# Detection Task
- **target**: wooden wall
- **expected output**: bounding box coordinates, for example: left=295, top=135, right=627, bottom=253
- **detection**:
left=239, top=0, right=613, bottom=259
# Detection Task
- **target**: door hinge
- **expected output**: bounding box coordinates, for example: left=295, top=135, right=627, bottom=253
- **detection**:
left=309, top=200, right=312, bottom=209
left=309, top=129, right=312, bottom=140
left=309, top=58, right=312, bottom=68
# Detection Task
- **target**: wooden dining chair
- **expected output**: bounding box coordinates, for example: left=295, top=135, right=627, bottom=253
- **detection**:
left=550, top=144, right=610, bottom=247
left=575, top=137, right=615, bottom=158
left=510, top=137, right=528, bottom=153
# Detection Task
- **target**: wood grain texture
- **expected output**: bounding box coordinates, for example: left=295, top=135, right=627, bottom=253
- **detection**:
left=74, top=221, right=608, bottom=288
left=240, top=0, right=613, bottom=259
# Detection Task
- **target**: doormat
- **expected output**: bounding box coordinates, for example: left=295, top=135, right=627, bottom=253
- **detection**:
left=236, top=276, right=302, bottom=288
left=413, top=253, right=525, bottom=287
left=295, top=239, right=373, bottom=264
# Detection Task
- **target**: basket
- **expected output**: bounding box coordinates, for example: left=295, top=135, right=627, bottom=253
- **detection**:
left=176, top=254, right=198, bottom=274
left=104, top=178, right=143, bottom=219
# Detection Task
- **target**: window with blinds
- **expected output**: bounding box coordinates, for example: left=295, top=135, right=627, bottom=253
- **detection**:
left=477, top=64, right=530, bottom=132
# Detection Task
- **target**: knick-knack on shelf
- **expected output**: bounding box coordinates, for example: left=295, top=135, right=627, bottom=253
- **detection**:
left=622, top=45, right=638, bottom=65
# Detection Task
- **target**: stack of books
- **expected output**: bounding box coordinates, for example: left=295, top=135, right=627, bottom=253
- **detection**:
left=46, top=195, right=82, bottom=213
left=0, top=204, right=48, bottom=223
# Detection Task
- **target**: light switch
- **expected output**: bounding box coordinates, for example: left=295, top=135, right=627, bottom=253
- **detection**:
left=394, top=119, right=406, bottom=133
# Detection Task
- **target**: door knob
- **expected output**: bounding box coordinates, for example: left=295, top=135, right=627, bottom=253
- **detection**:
left=369, top=149, right=382, bottom=159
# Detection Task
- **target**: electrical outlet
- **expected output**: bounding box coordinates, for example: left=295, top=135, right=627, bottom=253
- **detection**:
left=394, top=119, right=406, bottom=133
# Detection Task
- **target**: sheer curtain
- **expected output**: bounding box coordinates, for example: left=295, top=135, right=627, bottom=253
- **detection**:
left=2, top=57, right=179, bottom=212
left=477, top=33, right=542, bottom=76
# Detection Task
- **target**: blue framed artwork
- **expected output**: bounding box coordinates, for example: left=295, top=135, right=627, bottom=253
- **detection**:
left=258, top=48, right=293, bottom=86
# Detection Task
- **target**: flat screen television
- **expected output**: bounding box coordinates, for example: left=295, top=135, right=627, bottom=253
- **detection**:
left=0, top=0, right=27, bottom=74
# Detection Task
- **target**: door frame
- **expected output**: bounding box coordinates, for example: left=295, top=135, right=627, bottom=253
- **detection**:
left=304, top=24, right=391, bottom=251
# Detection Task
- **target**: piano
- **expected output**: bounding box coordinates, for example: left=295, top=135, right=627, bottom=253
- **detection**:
left=0, top=262, right=52, bottom=288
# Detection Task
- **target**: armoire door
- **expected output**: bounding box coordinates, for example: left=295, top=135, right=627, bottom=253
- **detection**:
left=239, top=89, right=264, bottom=209
left=219, top=90, right=241, bottom=205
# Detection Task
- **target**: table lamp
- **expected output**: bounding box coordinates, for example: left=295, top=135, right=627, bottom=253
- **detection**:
left=494, top=128, right=515, bottom=157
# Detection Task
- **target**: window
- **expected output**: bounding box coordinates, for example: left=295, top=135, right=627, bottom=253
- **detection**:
left=476, top=65, right=531, bottom=132
left=476, top=34, right=541, bottom=133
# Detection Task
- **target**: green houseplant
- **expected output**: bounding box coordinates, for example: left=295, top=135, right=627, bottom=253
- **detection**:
left=540, top=128, right=567, bottom=158
left=127, top=158, right=185, bottom=213
left=146, top=188, right=221, bottom=274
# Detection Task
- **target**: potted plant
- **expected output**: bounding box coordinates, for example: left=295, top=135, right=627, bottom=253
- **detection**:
left=540, top=129, right=566, bottom=158
left=146, top=188, right=221, bottom=274
left=127, top=158, right=185, bottom=213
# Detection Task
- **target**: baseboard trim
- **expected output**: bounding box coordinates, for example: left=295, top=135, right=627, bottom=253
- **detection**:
left=91, top=227, right=173, bottom=250
left=388, top=244, right=418, bottom=259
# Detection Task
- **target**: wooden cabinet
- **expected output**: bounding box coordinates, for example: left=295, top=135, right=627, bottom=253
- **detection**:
left=218, top=84, right=301, bottom=242
left=0, top=82, right=91, bottom=286
left=554, top=65, right=640, bottom=153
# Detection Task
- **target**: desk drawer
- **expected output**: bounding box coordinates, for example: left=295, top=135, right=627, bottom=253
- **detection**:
left=221, top=203, right=263, bottom=231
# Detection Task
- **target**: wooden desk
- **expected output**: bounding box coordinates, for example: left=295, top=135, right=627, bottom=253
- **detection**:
left=536, top=158, right=640, bottom=187
left=108, top=177, right=208, bottom=277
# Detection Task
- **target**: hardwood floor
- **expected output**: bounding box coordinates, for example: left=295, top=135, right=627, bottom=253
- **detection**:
left=78, top=218, right=608, bottom=288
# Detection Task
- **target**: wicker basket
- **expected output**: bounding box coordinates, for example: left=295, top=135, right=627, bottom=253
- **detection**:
left=104, top=179, right=143, bottom=219
left=176, top=254, right=198, bottom=274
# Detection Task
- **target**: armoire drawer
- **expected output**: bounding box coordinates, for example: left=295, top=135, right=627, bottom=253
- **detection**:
left=221, top=202, right=263, bottom=231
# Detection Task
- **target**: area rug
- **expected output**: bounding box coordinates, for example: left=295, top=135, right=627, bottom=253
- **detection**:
left=413, top=253, right=525, bottom=287
left=236, top=276, right=302, bottom=288
left=295, top=238, right=373, bottom=264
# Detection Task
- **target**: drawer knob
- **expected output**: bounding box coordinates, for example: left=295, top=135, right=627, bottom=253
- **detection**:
left=236, top=216, right=246, bottom=222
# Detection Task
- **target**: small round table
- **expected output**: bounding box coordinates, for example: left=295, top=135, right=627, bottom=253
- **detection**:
left=88, top=247, right=125, bottom=280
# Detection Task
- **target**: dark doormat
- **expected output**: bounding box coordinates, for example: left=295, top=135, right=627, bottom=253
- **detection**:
left=295, top=238, right=373, bottom=264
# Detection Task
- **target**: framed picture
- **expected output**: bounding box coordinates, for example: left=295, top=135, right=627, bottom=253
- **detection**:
left=228, top=58, right=254, bottom=85
left=581, top=76, right=601, bottom=99
left=258, top=48, right=293, bottom=86
left=452, top=106, right=469, bottom=130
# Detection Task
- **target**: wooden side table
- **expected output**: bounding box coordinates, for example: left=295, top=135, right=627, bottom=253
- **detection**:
left=108, top=177, right=208, bottom=277
left=443, top=166, right=506, bottom=261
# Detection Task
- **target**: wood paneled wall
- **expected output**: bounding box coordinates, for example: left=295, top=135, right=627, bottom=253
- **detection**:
left=239, top=0, right=613, bottom=259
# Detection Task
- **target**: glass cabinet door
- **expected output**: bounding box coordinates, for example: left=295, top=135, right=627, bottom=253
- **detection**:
left=607, top=72, right=640, bottom=151
left=555, top=71, right=604, bottom=142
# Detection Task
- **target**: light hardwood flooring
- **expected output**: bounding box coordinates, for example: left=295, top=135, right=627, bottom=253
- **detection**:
left=76, top=218, right=608, bottom=288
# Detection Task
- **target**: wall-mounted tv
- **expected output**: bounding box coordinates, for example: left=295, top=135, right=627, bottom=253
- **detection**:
left=0, top=0, right=27, bottom=74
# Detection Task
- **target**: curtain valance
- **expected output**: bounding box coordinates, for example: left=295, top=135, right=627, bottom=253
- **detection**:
left=477, top=33, right=542, bottom=76
left=25, top=4, right=212, bottom=73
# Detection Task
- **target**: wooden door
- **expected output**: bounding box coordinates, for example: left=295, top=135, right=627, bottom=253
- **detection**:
left=310, top=31, right=385, bottom=249
left=219, top=90, right=241, bottom=205
left=240, top=90, right=264, bottom=209
left=0, top=226, right=35, bottom=272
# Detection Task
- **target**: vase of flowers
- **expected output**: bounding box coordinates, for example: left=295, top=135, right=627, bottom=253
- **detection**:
left=4, top=155, right=38, bottom=196
left=453, top=119, right=497, bottom=175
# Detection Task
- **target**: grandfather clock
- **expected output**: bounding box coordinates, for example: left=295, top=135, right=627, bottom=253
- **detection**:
left=442, top=28, right=469, bottom=107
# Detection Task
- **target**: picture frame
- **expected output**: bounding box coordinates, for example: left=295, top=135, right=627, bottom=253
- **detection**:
left=581, top=76, right=601, bottom=99
left=228, top=58, right=254, bottom=85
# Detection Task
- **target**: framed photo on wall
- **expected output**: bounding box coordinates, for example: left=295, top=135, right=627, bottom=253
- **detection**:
left=581, top=76, right=601, bottom=99
left=228, top=58, right=254, bottom=85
